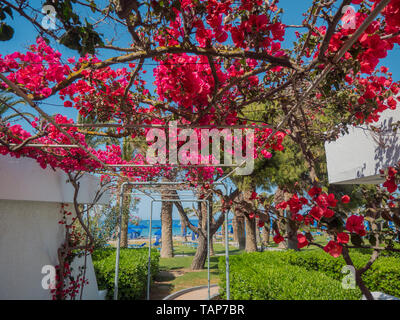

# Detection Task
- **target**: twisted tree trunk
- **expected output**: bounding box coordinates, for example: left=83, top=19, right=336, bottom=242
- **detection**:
left=173, top=189, right=239, bottom=270
left=180, top=216, right=187, bottom=241
left=118, top=184, right=132, bottom=248
left=286, top=211, right=299, bottom=250
left=120, top=212, right=129, bottom=248
left=243, top=187, right=257, bottom=252
left=160, top=191, right=174, bottom=258
left=262, top=224, right=270, bottom=246
left=191, top=233, right=208, bottom=270
left=210, top=237, right=215, bottom=256
left=190, top=194, right=219, bottom=269
left=222, top=221, right=226, bottom=246
left=256, top=217, right=262, bottom=244
left=236, top=215, right=246, bottom=250
left=245, top=215, right=257, bottom=252
left=275, top=187, right=298, bottom=250
left=232, top=216, right=238, bottom=242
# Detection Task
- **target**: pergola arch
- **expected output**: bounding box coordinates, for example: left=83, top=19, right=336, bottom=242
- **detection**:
left=113, top=181, right=232, bottom=300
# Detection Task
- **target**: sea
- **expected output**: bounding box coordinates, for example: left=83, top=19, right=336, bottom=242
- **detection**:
left=128, top=219, right=228, bottom=238
left=128, top=219, right=196, bottom=238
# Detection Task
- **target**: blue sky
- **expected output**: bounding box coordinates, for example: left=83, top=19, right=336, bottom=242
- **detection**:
left=2, top=1, right=399, bottom=220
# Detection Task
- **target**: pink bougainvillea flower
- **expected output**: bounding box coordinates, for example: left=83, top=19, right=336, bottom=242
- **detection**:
left=327, top=193, right=338, bottom=207
left=273, top=233, right=284, bottom=244
left=304, top=215, right=314, bottom=226
left=323, top=241, right=343, bottom=258
left=292, top=213, right=304, bottom=222
left=323, top=208, right=335, bottom=218
left=337, top=232, right=349, bottom=244
left=276, top=201, right=287, bottom=210
left=250, top=191, right=259, bottom=200
left=341, top=195, right=351, bottom=204
left=309, top=206, right=323, bottom=221
left=297, top=233, right=309, bottom=249
left=346, top=215, right=366, bottom=236
left=383, top=177, right=398, bottom=193
left=308, top=186, right=322, bottom=198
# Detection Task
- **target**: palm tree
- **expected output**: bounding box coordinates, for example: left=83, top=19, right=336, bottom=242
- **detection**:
left=113, top=133, right=150, bottom=248
left=75, top=113, right=136, bottom=247
left=76, top=113, right=120, bottom=148
left=120, top=135, right=140, bottom=248
left=160, top=187, right=174, bottom=257
left=0, top=92, right=33, bottom=122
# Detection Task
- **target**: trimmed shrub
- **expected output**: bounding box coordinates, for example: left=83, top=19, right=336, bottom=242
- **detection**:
left=279, top=250, right=400, bottom=298
left=354, top=247, right=400, bottom=260
left=92, top=248, right=160, bottom=300
left=219, top=252, right=361, bottom=300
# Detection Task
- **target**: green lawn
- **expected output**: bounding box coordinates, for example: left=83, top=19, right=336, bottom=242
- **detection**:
left=171, top=241, right=241, bottom=256
left=151, top=243, right=243, bottom=297
left=158, top=256, right=221, bottom=292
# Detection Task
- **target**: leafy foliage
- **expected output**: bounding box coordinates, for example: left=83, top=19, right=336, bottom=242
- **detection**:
left=0, top=4, right=13, bottom=41
left=241, top=250, right=400, bottom=298
left=92, top=248, right=160, bottom=300
left=218, top=251, right=362, bottom=300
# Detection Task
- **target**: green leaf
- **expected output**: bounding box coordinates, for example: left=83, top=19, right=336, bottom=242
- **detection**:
left=0, top=22, right=14, bottom=41
left=350, top=233, right=363, bottom=247
left=89, top=1, right=97, bottom=13
left=368, top=234, right=376, bottom=247
left=393, top=212, right=400, bottom=228
left=381, top=210, right=392, bottom=221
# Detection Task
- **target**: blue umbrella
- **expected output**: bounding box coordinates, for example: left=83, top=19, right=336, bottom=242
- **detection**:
left=155, top=229, right=161, bottom=236
left=129, top=231, right=140, bottom=239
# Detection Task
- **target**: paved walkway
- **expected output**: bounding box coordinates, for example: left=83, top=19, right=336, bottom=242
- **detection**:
left=173, top=285, right=220, bottom=300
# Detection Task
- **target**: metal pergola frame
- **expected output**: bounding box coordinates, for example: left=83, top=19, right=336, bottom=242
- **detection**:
left=113, top=181, right=231, bottom=301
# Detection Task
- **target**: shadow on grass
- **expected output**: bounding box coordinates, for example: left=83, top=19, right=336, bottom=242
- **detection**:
left=150, top=282, right=174, bottom=300
left=155, top=270, right=177, bottom=282
left=173, top=248, right=242, bottom=257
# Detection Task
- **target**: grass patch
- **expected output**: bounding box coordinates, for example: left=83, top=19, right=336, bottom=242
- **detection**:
left=172, top=242, right=241, bottom=256
left=156, top=246, right=242, bottom=296
left=171, top=270, right=220, bottom=292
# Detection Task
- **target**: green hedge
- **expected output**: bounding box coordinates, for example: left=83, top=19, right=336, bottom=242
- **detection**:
left=219, top=252, right=361, bottom=300
left=279, top=250, right=400, bottom=298
left=219, top=250, right=400, bottom=299
left=92, top=248, right=160, bottom=300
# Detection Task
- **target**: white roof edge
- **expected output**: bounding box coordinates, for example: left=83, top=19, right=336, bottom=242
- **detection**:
left=0, top=154, right=110, bottom=204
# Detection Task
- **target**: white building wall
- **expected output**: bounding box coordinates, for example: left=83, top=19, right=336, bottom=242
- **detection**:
left=0, top=155, right=109, bottom=300
left=0, top=199, right=100, bottom=300
left=325, top=107, right=400, bottom=184
left=0, top=200, right=63, bottom=299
